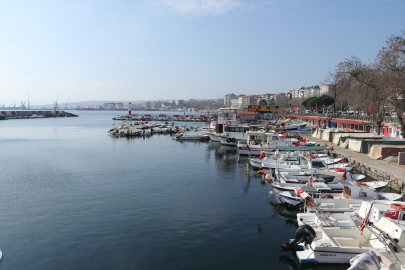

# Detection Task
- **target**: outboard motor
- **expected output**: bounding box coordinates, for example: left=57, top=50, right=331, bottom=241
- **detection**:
left=280, top=224, right=316, bottom=252
left=348, top=251, right=381, bottom=270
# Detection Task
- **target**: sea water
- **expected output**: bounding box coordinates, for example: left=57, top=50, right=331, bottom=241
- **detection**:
left=0, top=111, right=345, bottom=270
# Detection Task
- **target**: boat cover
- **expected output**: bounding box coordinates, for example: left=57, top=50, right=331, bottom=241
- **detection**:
left=320, top=128, right=342, bottom=142
left=276, top=146, right=330, bottom=151
left=368, top=144, right=405, bottom=159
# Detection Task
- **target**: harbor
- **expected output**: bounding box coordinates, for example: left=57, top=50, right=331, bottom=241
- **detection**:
left=1, top=109, right=405, bottom=269
left=107, top=108, right=405, bottom=269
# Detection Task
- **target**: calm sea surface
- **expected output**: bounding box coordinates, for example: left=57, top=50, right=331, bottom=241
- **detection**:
left=0, top=111, right=346, bottom=270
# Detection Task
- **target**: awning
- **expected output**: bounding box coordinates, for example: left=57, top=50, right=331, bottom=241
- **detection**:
left=286, top=115, right=328, bottom=121
left=331, top=119, right=369, bottom=125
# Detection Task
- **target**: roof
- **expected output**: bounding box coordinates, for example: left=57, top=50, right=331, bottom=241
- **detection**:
left=287, top=115, right=370, bottom=125
left=234, top=111, right=256, bottom=115
left=286, top=115, right=328, bottom=121
left=331, top=119, right=369, bottom=125
left=276, top=146, right=331, bottom=151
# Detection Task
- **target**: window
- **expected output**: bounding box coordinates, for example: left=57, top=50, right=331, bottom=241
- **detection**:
left=359, top=192, right=367, bottom=197
left=312, top=161, right=326, bottom=168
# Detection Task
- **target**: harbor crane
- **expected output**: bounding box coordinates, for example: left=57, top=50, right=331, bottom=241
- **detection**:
left=65, top=95, right=71, bottom=110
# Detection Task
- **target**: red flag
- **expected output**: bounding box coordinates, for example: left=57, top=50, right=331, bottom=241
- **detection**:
left=234, top=110, right=237, bottom=113
left=340, top=159, right=345, bottom=163
left=294, top=141, right=300, bottom=146
left=331, top=146, right=334, bottom=151
left=303, top=139, right=308, bottom=144
left=259, top=152, right=265, bottom=160
left=342, top=169, right=347, bottom=179
left=256, top=107, right=260, bottom=112
left=294, top=107, right=297, bottom=111
left=361, top=203, right=373, bottom=235
left=370, top=104, right=374, bottom=115
left=297, top=132, right=300, bottom=137
left=325, top=143, right=327, bottom=146
left=385, top=211, right=400, bottom=219
left=314, top=104, right=318, bottom=110
left=283, top=132, right=288, bottom=139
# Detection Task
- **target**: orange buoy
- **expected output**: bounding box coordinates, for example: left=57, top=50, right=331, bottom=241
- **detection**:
left=257, top=170, right=264, bottom=176
left=391, top=203, right=405, bottom=210
left=353, top=181, right=367, bottom=186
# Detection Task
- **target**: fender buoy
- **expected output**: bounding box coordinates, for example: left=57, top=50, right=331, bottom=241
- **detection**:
left=257, top=170, right=264, bottom=176
left=226, top=121, right=231, bottom=126
left=335, top=168, right=346, bottom=172
left=353, top=181, right=366, bottom=186
left=227, top=138, right=231, bottom=143
left=231, top=138, right=236, bottom=142
left=391, top=203, right=405, bottom=210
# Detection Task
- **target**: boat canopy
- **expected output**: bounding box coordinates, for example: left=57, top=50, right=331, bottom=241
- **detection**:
left=276, top=146, right=331, bottom=151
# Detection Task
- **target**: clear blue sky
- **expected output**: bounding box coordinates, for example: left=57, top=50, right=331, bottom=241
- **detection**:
left=0, top=0, right=404, bottom=105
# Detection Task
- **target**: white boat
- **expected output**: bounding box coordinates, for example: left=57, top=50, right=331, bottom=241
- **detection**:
left=288, top=200, right=405, bottom=264
left=264, top=156, right=352, bottom=175
left=237, top=131, right=297, bottom=156
left=207, top=109, right=247, bottom=143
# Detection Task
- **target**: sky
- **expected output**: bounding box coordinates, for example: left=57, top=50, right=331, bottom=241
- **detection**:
left=0, top=0, right=404, bottom=105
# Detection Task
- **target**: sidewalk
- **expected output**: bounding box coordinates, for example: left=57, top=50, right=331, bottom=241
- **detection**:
left=302, top=134, right=405, bottom=192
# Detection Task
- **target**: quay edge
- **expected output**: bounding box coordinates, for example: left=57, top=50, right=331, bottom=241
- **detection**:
left=301, top=133, right=405, bottom=194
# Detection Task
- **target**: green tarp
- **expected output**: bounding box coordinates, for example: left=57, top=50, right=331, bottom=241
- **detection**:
left=276, top=146, right=331, bottom=151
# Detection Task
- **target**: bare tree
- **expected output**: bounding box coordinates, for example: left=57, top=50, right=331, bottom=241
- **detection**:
left=376, top=31, right=405, bottom=137
left=335, top=56, right=386, bottom=134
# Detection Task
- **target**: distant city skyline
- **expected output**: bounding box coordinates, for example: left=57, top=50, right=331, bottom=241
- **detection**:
left=1, top=0, right=404, bottom=104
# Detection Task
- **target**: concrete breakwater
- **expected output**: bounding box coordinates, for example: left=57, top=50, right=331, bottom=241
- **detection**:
left=0, top=110, right=78, bottom=119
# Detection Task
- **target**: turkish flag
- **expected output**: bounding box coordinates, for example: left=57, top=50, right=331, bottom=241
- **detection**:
left=256, top=107, right=260, bottom=112
left=340, top=159, right=345, bottom=163
left=284, top=132, right=288, bottom=139
left=294, top=107, right=297, bottom=111
left=294, top=141, right=300, bottom=146
left=303, top=140, right=308, bottom=144
left=385, top=211, right=400, bottom=219
left=331, top=146, right=334, bottom=151
left=259, top=152, right=265, bottom=160
left=314, top=104, right=318, bottom=110
left=342, top=169, right=347, bottom=179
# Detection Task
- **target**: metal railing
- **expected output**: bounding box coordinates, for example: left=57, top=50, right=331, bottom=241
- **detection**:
left=290, top=113, right=399, bottom=123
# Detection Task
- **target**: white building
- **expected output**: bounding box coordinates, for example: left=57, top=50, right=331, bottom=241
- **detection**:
left=224, top=93, right=236, bottom=107
left=320, top=84, right=335, bottom=96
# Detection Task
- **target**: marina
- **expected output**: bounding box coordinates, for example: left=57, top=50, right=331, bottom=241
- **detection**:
left=1, top=109, right=405, bottom=270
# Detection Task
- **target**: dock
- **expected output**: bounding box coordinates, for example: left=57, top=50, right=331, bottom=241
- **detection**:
left=301, top=133, right=405, bottom=193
